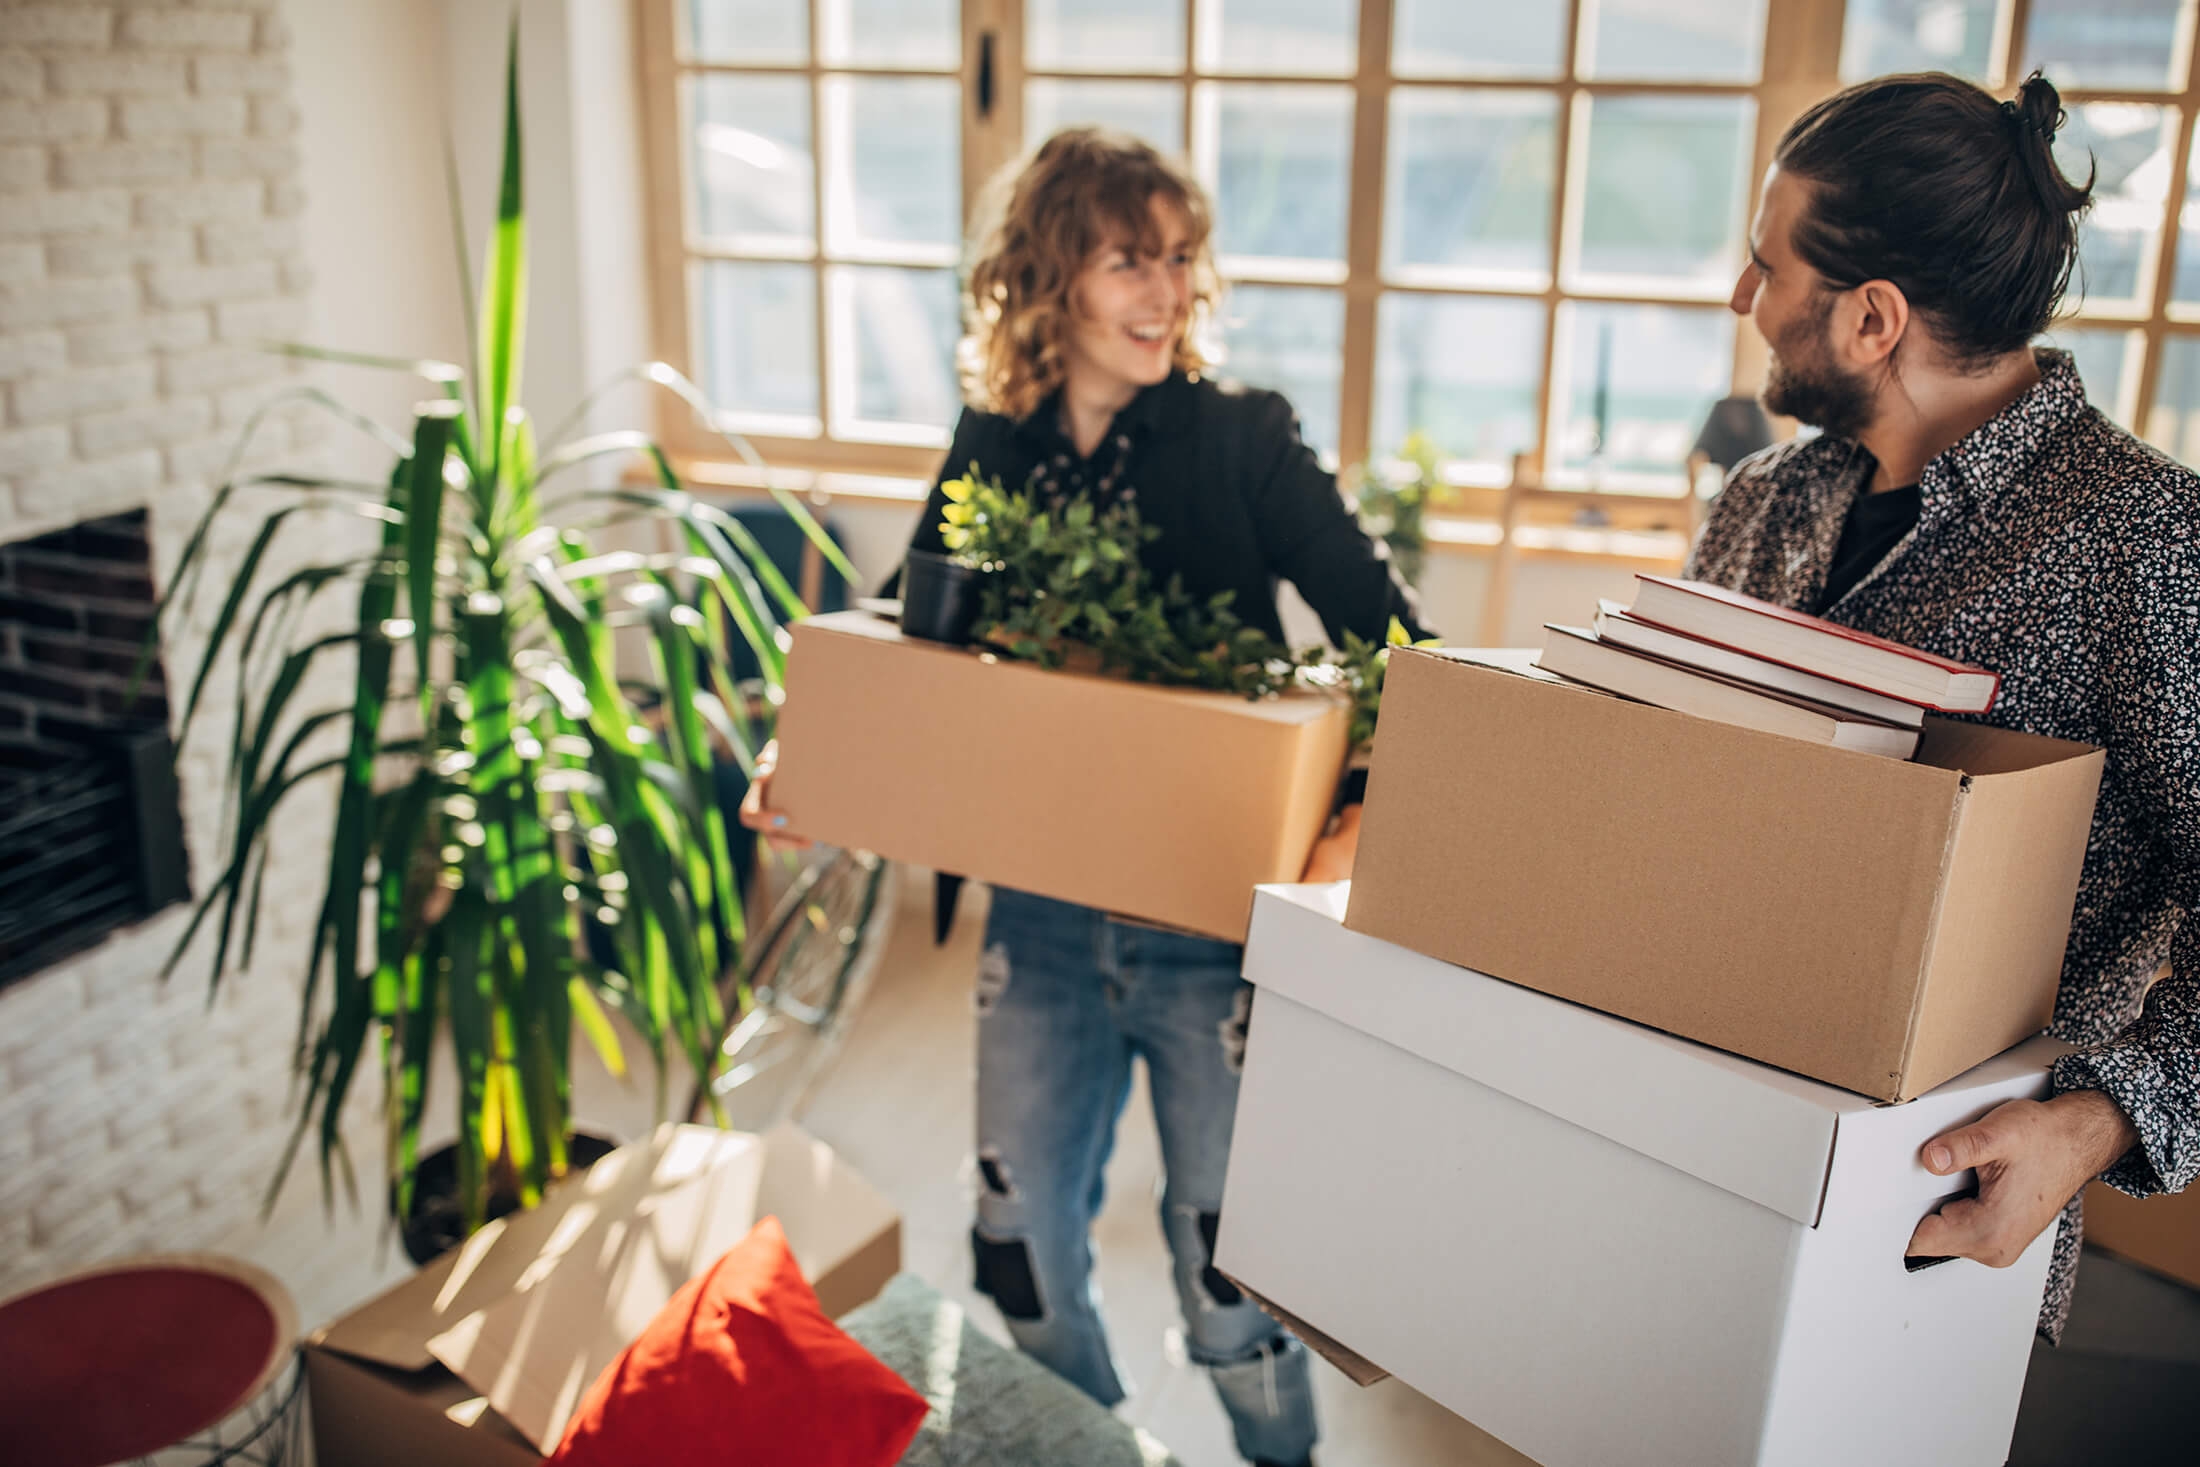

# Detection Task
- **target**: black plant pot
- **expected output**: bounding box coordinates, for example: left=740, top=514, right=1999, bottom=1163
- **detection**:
left=900, top=549, right=986, bottom=645
left=398, top=1130, right=622, bottom=1265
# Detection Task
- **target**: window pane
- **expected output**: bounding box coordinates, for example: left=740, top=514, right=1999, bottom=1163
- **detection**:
left=1204, top=83, right=1354, bottom=269
left=1026, top=79, right=1186, bottom=156
left=830, top=265, right=959, bottom=441
left=1198, top=0, right=1358, bottom=76
left=1385, top=90, right=1556, bottom=286
left=1840, top=0, right=2001, bottom=81
left=1392, top=0, right=1567, bottom=79
left=1374, top=294, right=1546, bottom=472
left=690, top=76, right=814, bottom=249
left=1555, top=303, right=1733, bottom=484
left=1580, top=0, right=1768, bottom=83
left=1218, top=285, right=1346, bottom=454
left=823, top=76, right=960, bottom=257
left=1028, top=0, right=1186, bottom=72
left=700, top=261, right=819, bottom=430
left=2144, top=334, right=2200, bottom=463
left=1573, top=95, right=1754, bottom=295
left=820, top=0, right=957, bottom=66
left=2171, top=125, right=2200, bottom=305
left=2040, top=324, right=2139, bottom=426
left=2024, top=0, right=2189, bottom=91
left=690, top=0, right=808, bottom=64
left=2056, top=103, right=2173, bottom=310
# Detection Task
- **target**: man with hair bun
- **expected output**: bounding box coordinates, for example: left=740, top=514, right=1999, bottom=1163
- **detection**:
left=1691, top=70, right=2200, bottom=1341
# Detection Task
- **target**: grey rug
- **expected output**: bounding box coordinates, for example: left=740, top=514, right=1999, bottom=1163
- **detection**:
left=841, top=1274, right=1183, bottom=1467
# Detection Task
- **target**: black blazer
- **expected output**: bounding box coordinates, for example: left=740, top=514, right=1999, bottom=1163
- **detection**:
left=902, top=372, right=1433, bottom=647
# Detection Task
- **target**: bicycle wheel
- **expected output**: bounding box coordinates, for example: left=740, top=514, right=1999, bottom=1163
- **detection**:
left=689, top=847, right=895, bottom=1127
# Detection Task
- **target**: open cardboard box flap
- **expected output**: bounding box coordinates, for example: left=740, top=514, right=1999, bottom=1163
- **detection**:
left=423, top=1132, right=766, bottom=1450
left=310, top=1123, right=901, bottom=1455
left=315, top=1127, right=757, bottom=1375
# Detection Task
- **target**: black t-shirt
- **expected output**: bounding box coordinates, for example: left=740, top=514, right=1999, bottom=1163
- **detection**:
left=1816, top=485, right=1921, bottom=612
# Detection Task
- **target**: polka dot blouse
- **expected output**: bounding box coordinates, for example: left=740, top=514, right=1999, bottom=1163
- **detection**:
left=1686, top=350, right=2200, bottom=1339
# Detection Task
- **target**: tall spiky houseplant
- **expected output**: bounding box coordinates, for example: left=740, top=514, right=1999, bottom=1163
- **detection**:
left=157, top=26, right=854, bottom=1238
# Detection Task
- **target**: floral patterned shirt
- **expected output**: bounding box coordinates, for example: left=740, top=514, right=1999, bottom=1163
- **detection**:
left=1684, top=350, right=2200, bottom=1340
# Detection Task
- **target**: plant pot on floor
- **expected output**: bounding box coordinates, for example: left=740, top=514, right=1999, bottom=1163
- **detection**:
left=398, top=1131, right=623, bottom=1265
left=899, top=550, right=987, bottom=645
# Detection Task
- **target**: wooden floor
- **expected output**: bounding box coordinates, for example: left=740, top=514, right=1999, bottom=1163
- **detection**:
left=263, top=864, right=2200, bottom=1466
left=784, top=870, right=1530, bottom=1467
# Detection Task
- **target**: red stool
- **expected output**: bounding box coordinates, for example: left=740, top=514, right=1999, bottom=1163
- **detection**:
left=0, top=1254, right=302, bottom=1466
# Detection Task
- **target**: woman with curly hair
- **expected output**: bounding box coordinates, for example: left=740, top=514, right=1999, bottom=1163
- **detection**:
left=898, top=127, right=1430, bottom=1467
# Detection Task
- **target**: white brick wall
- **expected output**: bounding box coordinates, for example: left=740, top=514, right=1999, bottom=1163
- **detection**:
left=0, top=3, right=368, bottom=1315
left=0, top=8, right=119, bottom=51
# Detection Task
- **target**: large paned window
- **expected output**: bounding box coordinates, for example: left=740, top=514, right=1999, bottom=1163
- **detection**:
left=640, top=0, right=2200, bottom=514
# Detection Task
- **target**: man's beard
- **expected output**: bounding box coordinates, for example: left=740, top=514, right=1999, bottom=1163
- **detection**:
left=1762, top=293, right=1874, bottom=440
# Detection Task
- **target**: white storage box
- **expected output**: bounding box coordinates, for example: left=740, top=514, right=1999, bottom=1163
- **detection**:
left=1215, top=884, right=2064, bottom=1467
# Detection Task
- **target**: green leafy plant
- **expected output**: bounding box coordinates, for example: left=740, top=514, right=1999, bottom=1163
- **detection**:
left=941, top=469, right=1299, bottom=697
left=155, top=24, right=855, bottom=1236
left=1319, top=618, right=1436, bottom=752
left=1348, top=432, right=1440, bottom=590
left=939, top=470, right=1433, bottom=746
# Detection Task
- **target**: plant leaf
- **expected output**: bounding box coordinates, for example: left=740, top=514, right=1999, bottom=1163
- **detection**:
left=406, top=402, right=459, bottom=728
left=478, top=16, right=526, bottom=490
left=569, top=975, right=627, bottom=1078
left=640, top=362, right=860, bottom=587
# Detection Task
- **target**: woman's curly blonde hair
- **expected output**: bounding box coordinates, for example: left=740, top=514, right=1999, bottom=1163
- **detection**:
left=957, top=127, right=1222, bottom=422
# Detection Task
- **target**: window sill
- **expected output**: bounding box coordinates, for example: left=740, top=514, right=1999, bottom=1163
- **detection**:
left=663, top=462, right=1690, bottom=567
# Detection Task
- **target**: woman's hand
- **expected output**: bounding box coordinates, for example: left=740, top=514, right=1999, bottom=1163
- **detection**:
left=737, top=739, right=812, bottom=852
left=1299, top=803, right=1362, bottom=884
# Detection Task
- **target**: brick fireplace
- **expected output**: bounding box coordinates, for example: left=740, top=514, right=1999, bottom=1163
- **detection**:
left=0, top=509, right=190, bottom=986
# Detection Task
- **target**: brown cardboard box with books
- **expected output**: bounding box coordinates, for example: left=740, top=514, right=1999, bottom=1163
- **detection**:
left=767, top=610, right=1351, bottom=941
left=1345, top=646, right=2105, bottom=1100
left=303, top=1123, right=900, bottom=1467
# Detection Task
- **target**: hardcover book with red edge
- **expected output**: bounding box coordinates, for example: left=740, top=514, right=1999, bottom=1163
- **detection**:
left=1626, top=575, right=2000, bottom=713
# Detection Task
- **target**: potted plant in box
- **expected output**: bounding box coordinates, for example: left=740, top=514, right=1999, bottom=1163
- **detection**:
left=937, top=468, right=1305, bottom=694
left=897, top=543, right=990, bottom=646
left=937, top=467, right=1421, bottom=722
left=155, top=25, right=855, bottom=1258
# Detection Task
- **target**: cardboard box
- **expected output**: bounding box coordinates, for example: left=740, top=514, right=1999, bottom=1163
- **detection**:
left=305, top=1123, right=901, bottom=1467
left=1346, top=648, right=2104, bottom=1100
left=1217, top=884, right=2068, bottom=1467
left=2083, top=1180, right=2200, bottom=1291
left=770, top=610, right=1351, bottom=940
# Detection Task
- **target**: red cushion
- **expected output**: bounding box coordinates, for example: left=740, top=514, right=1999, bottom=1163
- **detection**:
left=549, top=1216, right=928, bottom=1467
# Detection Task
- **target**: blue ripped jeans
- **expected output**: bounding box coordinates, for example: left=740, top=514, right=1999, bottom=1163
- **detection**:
left=970, top=887, right=1319, bottom=1466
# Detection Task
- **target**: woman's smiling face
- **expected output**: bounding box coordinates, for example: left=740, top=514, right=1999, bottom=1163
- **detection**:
left=1061, top=194, right=1196, bottom=401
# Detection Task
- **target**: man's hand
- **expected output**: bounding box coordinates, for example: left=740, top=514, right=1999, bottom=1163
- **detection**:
left=736, top=739, right=812, bottom=853
left=1300, top=803, right=1362, bottom=884
left=1906, top=1089, right=2139, bottom=1267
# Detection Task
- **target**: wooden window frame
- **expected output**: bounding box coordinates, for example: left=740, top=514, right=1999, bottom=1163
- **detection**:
left=635, top=0, right=2200, bottom=529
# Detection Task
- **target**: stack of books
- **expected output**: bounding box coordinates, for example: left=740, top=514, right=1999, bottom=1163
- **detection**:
left=1534, top=576, right=2001, bottom=761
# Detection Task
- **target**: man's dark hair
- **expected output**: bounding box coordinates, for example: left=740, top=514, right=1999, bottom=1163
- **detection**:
left=1774, top=71, right=2095, bottom=367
